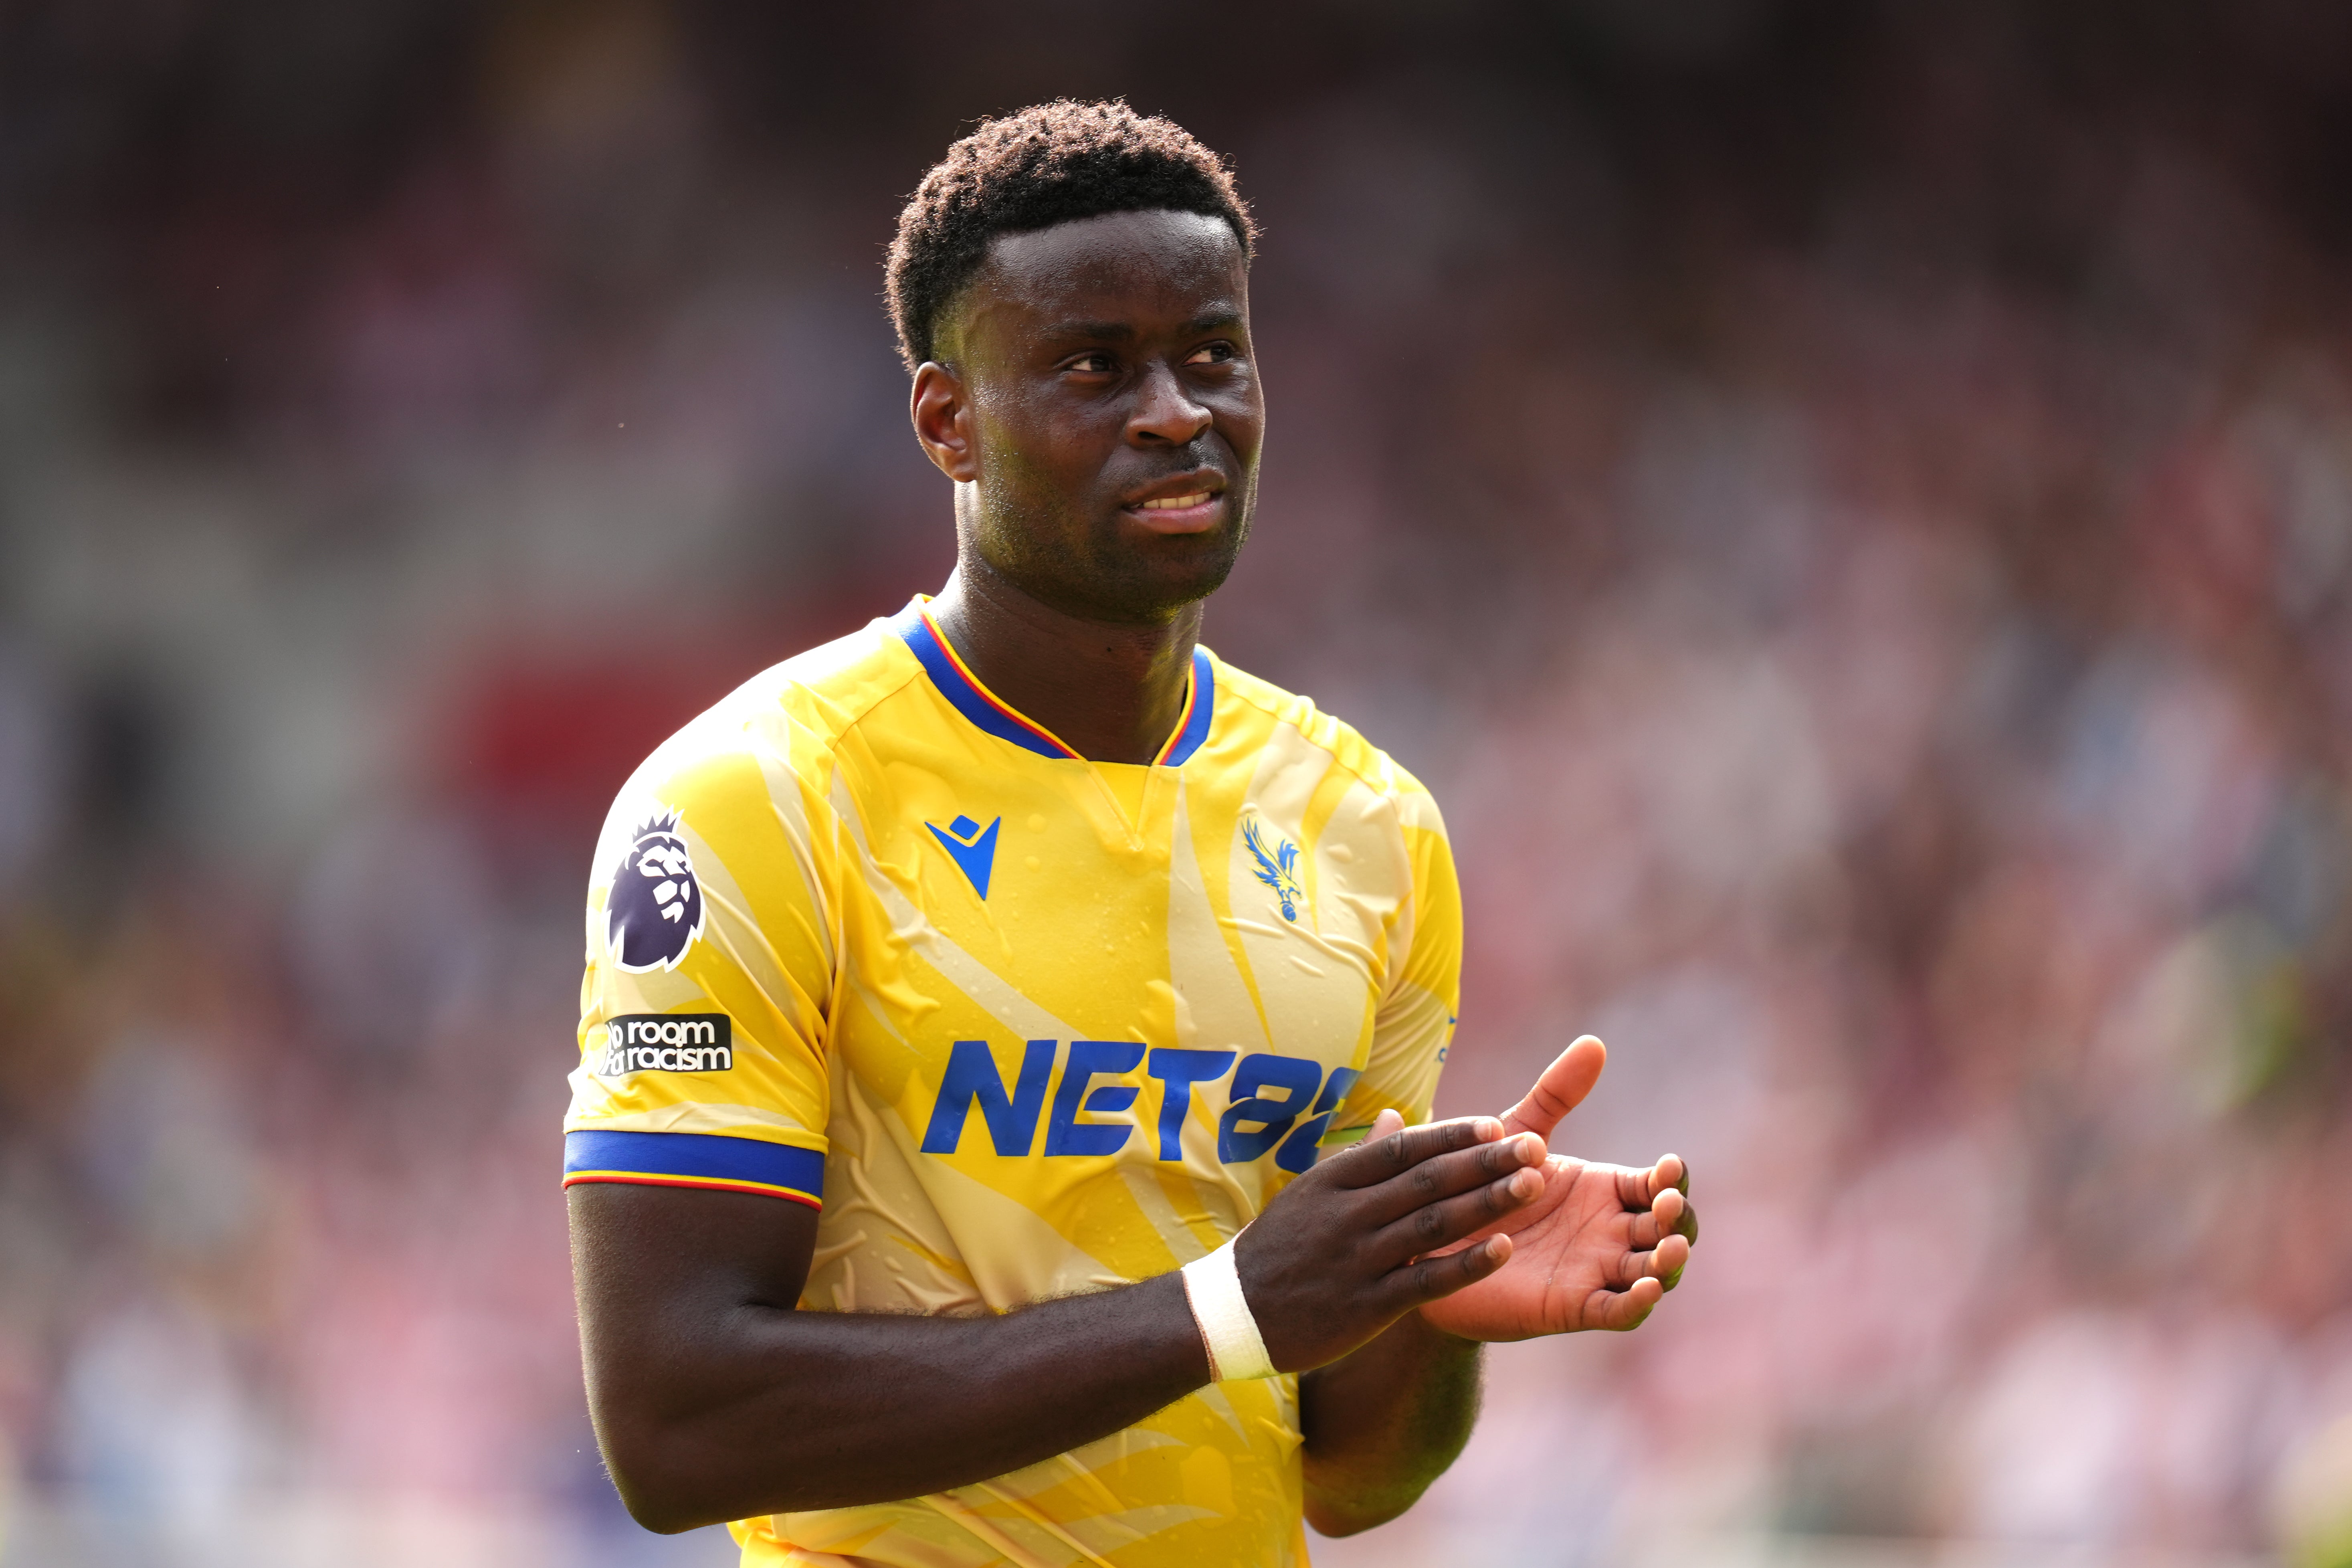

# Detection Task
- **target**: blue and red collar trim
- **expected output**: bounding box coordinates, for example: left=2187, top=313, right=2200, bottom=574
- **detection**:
left=1154, top=646, right=1214, bottom=767
left=892, top=600, right=1214, bottom=767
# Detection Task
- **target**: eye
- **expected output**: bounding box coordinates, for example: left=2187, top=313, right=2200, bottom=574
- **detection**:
left=1064, top=351, right=1117, bottom=374
left=1185, top=342, right=1237, bottom=366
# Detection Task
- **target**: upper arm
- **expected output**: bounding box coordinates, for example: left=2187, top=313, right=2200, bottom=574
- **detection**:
left=562, top=739, right=841, bottom=1431
left=568, top=1182, right=819, bottom=1527
left=570, top=1182, right=819, bottom=1396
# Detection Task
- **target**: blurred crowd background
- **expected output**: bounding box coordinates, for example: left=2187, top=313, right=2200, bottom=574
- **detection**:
left=4, top=2, right=2352, bottom=1564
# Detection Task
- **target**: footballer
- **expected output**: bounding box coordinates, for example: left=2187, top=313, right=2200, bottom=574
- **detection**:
left=566, top=101, right=1698, bottom=1567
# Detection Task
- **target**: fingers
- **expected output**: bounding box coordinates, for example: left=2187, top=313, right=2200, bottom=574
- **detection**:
left=1610, top=1150, right=1699, bottom=1306
left=1621, top=1184, right=1694, bottom=1242
left=1610, top=1162, right=1656, bottom=1210
left=1499, top=1035, right=1606, bottom=1141
left=1359, top=1129, right=1548, bottom=1227
left=1330, top=1113, right=1519, bottom=1190
left=1382, top=1232, right=1514, bottom=1313
left=1374, top=1161, right=1546, bottom=1263
left=1324, top=1111, right=1466, bottom=1187
left=1595, top=1226, right=1685, bottom=1288
left=1585, top=1275, right=1664, bottom=1332
left=1652, top=1153, right=1689, bottom=1198
left=1610, top=1154, right=1693, bottom=1214
left=1649, top=1156, right=1697, bottom=1245
left=1649, top=1184, right=1696, bottom=1237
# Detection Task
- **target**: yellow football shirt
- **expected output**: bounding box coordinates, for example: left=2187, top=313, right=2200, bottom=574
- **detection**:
left=564, top=597, right=1462, bottom=1568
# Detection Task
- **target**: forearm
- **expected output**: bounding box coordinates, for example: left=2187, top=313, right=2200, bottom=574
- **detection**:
left=573, top=1182, right=1212, bottom=1532
left=573, top=1115, right=1543, bottom=1534
left=1297, top=1310, right=1482, bottom=1536
left=591, top=1273, right=1206, bottom=1529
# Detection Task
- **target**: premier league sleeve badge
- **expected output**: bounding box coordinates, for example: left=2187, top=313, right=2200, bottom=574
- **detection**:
left=606, top=808, right=706, bottom=972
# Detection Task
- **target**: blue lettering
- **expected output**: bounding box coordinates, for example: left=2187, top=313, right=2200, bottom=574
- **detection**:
left=1275, top=1067, right=1362, bottom=1173
left=923, top=1041, right=1357, bottom=1168
left=1044, top=1039, right=1145, bottom=1157
left=1218, top=1053, right=1323, bottom=1163
left=919, top=1039, right=1055, bottom=1155
left=1146, top=1049, right=1237, bottom=1160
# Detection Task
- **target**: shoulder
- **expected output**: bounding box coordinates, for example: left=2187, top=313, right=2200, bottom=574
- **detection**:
left=1206, top=653, right=1445, bottom=836
left=592, top=616, right=922, bottom=871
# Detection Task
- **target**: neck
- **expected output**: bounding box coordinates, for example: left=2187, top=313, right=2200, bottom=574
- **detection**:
left=927, top=558, right=1201, bottom=766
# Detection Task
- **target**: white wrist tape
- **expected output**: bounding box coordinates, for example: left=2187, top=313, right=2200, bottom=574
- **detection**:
left=1181, top=1235, right=1276, bottom=1382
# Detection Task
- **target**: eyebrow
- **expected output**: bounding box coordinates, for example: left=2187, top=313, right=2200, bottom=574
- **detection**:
left=1044, top=309, right=1244, bottom=342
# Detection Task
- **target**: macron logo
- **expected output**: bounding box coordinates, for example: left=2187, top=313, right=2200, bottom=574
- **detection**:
left=926, top=814, right=1000, bottom=900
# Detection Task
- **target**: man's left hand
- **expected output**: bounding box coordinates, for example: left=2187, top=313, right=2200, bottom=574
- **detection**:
left=1414, top=1036, right=1697, bottom=1342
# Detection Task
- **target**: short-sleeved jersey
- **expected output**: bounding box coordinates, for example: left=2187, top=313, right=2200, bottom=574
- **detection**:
left=563, top=598, right=1461, bottom=1568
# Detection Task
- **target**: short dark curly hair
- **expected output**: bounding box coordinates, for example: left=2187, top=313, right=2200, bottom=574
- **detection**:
left=885, top=101, right=1256, bottom=371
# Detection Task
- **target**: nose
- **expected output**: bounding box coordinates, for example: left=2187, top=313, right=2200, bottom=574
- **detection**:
left=1125, top=359, right=1212, bottom=447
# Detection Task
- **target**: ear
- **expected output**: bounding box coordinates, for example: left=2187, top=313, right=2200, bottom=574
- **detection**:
left=911, top=362, right=977, bottom=483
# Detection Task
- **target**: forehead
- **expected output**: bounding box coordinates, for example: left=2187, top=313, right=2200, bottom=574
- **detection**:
left=958, top=210, right=1247, bottom=343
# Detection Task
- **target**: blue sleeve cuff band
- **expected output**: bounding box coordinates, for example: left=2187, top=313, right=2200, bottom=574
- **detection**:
left=562, top=1130, right=823, bottom=1208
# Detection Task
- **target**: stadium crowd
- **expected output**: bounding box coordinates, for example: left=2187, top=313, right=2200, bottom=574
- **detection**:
left=1, top=4, right=2349, bottom=1563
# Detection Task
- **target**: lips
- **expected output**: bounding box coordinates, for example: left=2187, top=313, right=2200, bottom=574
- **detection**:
left=1122, top=474, right=1227, bottom=534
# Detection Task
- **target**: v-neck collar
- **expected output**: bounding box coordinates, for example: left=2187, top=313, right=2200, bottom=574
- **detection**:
left=890, top=598, right=1214, bottom=768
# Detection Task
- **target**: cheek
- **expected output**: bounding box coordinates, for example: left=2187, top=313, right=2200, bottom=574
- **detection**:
left=978, top=397, right=1117, bottom=494
left=1213, top=382, right=1267, bottom=452
left=987, top=438, right=1077, bottom=505
left=975, top=443, right=1095, bottom=560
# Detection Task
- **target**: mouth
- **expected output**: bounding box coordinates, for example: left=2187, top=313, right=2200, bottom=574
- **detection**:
left=1121, top=478, right=1227, bottom=534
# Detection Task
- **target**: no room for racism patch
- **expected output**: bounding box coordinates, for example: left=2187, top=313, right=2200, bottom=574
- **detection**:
left=600, top=1013, right=733, bottom=1075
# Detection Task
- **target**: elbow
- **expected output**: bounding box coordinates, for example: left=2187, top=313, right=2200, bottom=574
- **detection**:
left=613, top=1478, right=704, bottom=1536
left=593, top=1407, right=739, bottom=1535
left=609, top=1453, right=744, bottom=1535
left=601, top=1440, right=710, bottom=1535
left=593, top=1390, right=829, bottom=1531
left=1303, top=1485, right=1421, bottom=1539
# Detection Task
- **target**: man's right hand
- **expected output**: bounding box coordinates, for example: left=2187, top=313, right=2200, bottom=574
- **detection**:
left=1237, top=1110, right=1546, bottom=1372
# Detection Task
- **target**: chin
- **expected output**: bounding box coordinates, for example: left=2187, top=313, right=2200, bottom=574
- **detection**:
left=983, top=508, right=1249, bottom=623
left=1009, top=552, right=1234, bottom=625
left=1107, top=534, right=1245, bottom=618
